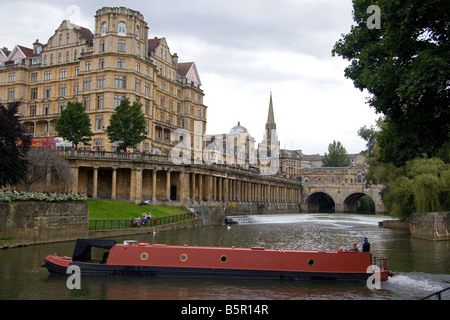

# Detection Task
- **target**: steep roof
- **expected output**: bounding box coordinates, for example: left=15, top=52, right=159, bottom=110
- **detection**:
left=148, top=38, right=160, bottom=54
left=178, top=62, right=202, bottom=86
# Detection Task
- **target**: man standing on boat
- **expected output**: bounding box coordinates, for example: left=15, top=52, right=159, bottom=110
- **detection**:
left=362, top=237, right=370, bottom=252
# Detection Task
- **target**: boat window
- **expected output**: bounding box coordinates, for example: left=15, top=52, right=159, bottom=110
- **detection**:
left=220, top=255, right=227, bottom=263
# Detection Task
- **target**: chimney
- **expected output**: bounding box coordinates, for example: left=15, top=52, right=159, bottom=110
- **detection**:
left=33, top=39, right=43, bottom=54
left=172, top=53, right=178, bottom=69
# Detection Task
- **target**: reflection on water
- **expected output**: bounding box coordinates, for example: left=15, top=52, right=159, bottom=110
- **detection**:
left=0, top=213, right=449, bottom=300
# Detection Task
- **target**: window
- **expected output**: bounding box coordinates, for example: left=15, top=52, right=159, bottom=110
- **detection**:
left=83, top=77, right=92, bottom=90
left=114, top=95, right=126, bottom=108
left=75, top=67, right=80, bottom=76
left=95, top=115, right=103, bottom=130
left=137, top=45, right=141, bottom=56
left=43, top=104, right=50, bottom=115
left=84, top=96, right=90, bottom=110
left=74, top=82, right=79, bottom=95
left=118, top=40, right=126, bottom=52
left=8, top=73, right=15, bottom=82
left=58, top=52, right=62, bottom=63
left=93, top=139, right=104, bottom=151
left=115, top=76, right=126, bottom=89
left=59, top=69, right=67, bottom=78
left=144, top=83, right=150, bottom=96
left=85, top=61, right=91, bottom=71
left=58, top=102, right=65, bottom=113
left=117, top=59, right=125, bottom=69
left=67, top=33, right=70, bottom=44
left=31, top=88, right=38, bottom=100
left=99, top=59, right=105, bottom=69
left=31, top=73, right=38, bottom=82
left=135, top=79, right=141, bottom=92
left=66, top=51, right=69, bottom=62
left=29, top=105, right=37, bottom=117
left=74, top=50, right=78, bottom=60
left=99, top=40, right=105, bottom=52
left=101, top=22, right=107, bottom=35
left=118, top=22, right=126, bottom=35
left=59, top=84, right=67, bottom=97
left=59, top=34, right=62, bottom=45
left=97, top=95, right=104, bottom=110
left=44, top=86, right=51, bottom=98
left=44, top=71, right=52, bottom=80
left=97, top=76, right=105, bottom=89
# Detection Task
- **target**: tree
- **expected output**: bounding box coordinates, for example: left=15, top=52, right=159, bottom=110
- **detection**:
left=332, top=0, right=450, bottom=166
left=0, top=101, right=31, bottom=188
left=22, top=148, right=70, bottom=192
left=384, top=158, right=449, bottom=219
left=106, top=99, right=146, bottom=152
left=322, top=141, right=351, bottom=167
left=55, top=101, right=93, bottom=149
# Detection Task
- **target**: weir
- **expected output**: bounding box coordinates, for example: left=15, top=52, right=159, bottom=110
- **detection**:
left=224, top=216, right=256, bottom=225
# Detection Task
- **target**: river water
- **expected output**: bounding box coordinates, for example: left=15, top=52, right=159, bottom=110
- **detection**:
left=0, top=213, right=448, bottom=301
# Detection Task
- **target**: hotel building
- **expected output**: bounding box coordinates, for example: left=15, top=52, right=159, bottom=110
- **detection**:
left=0, top=7, right=207, bottom=156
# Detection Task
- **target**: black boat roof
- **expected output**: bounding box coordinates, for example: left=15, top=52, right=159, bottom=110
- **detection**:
left=72, top=239, right=117, bottom=261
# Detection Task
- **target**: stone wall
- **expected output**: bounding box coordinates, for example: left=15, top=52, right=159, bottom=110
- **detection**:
left=0, top=201, right=89, bottom=244
left=410, top=212, right=450, bottom=240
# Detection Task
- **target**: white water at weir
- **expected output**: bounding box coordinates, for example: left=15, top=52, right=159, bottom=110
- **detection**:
left=224, top=213, right=396, bottom=226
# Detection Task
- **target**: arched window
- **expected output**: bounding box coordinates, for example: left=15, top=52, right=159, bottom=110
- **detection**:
left=118, top=22, right=126, bottom=35
left=101, top=22, right=107, bottom=35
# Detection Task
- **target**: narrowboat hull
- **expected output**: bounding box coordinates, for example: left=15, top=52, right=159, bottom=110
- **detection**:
left=42, top=240, right=390, bottom=282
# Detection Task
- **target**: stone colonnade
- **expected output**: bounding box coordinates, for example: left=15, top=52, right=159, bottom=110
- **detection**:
left=69, top=159, right=301, bottom=206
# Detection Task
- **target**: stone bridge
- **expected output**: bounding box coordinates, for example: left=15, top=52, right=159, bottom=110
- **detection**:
left=299, top=166, right=386, bottom=215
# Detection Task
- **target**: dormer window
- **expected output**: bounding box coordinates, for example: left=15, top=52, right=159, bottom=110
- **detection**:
left=118, top=22, right=126, bottom=35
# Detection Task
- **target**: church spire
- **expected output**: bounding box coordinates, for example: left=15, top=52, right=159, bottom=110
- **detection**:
left=266, top=91, right=276, bottom=130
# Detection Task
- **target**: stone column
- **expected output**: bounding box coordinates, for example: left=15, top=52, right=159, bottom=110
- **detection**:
left=111, top=168, right=117, bottom=200
left=166, top=170, right=171, bottom=201
left=71, top=166, right=79, bottom=194
left=218, top=177, right=223, bottom=202
left=135, top=168, right=143, bottom=204
left=198, top=174, right=203, bottom=201
left=152, top=169, right=157, bottom=202
left=92, top=167, right=98, bottom=199
left=191, top=173, right=196, bottom=200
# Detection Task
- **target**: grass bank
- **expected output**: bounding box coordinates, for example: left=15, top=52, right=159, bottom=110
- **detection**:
left=87, top=199, right=186, bottom=220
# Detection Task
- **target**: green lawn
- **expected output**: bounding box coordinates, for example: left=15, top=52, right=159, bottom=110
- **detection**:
left=87, top=199, right=187, bottom=220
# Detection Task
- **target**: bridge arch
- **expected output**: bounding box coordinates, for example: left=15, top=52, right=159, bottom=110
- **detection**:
left=306, top=192, right=335, bottom=213
left=343, top=193, right=375, bottom=214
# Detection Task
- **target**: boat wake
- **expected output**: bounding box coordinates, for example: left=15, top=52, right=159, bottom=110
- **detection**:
left=384, top=272, right=449, bottom=299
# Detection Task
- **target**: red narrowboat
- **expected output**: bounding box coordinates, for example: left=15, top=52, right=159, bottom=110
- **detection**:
left=42, top=239, right=392, bottom=282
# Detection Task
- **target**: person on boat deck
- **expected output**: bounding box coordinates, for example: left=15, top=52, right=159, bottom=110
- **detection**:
left=349, top=242, right=359, bottom=252
left=362, top=237, right=370, bottom=252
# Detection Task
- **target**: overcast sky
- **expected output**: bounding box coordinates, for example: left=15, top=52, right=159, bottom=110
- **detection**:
left=0, top=0, right=379, bottom=155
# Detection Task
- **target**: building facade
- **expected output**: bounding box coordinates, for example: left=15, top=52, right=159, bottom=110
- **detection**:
left=0, top=7, right=207, bottom=156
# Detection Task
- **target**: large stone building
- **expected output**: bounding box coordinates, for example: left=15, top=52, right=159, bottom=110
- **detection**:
left=0, top=7, right=207, bottom=156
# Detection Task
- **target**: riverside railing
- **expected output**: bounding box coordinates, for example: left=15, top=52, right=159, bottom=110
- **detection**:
left=89, top=212, right=197, bottom=231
